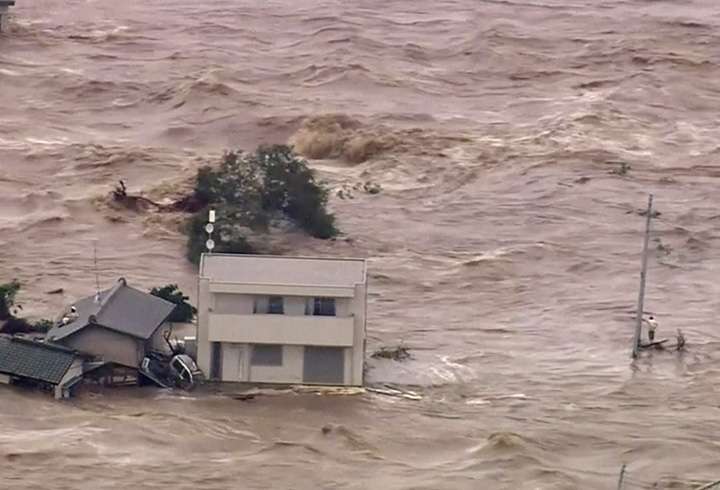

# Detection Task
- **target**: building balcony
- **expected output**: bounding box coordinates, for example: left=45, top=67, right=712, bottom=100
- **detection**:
left=208, top=313, right=355, bottom=347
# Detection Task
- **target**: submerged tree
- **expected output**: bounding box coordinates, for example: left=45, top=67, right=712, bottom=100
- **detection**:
left=0, top=280, right=54, bottom=335
left=185, top=145, right=338, bottom=263
left=149, top=284, right=197, bottom=323
left=0, top=280, right=21, bottom=321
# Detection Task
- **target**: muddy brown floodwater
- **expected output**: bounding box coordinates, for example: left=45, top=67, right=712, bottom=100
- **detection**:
left=2, top=0, right=720, bottom=488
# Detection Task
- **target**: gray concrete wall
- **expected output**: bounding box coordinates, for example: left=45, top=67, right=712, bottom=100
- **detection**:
left=285, top=296, right=306, bottom=316
left=214, top=293, right=253, bottom=315
left=199, top=287, right=367, bottom=385
left=349, top=284, right=367, bottom=385
left=63, top=327, right=142, bottom=368
left=220, top=342, right=249, bottom=382
left=248, top=344, right=303, bottom=384
left=197, top=278, right=211, bottom=376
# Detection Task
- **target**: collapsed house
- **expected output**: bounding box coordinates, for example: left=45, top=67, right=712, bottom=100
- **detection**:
left=42, top=277, right=200, bottom=393
left=0, top=278, right=202, bottom=399
left=0, top=334, right=94, bottom=399
left=46, top=278, right=177, bottom=374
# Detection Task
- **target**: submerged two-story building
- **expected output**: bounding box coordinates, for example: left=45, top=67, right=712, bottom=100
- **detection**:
left=196, top=254, right=367, bottom=386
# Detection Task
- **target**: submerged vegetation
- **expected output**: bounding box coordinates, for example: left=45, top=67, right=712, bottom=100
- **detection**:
left=371, top=344, right=412, bottom=361
left=108, top=145, right=340, bottom=264
left=0, top=280, right=21, bottom=321
left=185, top=145, right=338, bottom=263
left=0, top=280, right=54, bottom=335
left=150, top=284, right=197, bottom=323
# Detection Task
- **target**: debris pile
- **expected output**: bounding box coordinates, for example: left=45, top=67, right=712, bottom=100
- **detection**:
left=371, top=344, right=411, bottom=361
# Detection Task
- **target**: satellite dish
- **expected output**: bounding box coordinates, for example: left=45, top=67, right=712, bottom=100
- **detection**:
left=206, top=239, right=215, bottom=251
left=205, top=223, right=214, bottom=234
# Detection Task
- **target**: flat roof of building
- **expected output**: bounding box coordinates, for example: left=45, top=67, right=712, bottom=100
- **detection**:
left=200, top=254, right=367, bottom=288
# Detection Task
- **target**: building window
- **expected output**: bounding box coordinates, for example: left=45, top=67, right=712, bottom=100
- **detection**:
left=267, top=296, right=284, bottom=314
left=251, top=344, right=283, bottom=366
left=254, top=296, right=285, bottom=314
left=253, top=297, right=265, bottom=314
left=313, top=297, right=336, bottom=316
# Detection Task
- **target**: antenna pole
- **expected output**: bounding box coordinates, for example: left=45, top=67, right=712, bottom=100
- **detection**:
left=631, top=194, right=654, bottom=358
left=93, top=240, right=101, bottom=297
left=205, top=209, right=216, bottom=254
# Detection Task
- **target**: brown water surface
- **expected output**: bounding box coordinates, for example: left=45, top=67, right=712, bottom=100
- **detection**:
left=2, top=0, right=720, bottom=488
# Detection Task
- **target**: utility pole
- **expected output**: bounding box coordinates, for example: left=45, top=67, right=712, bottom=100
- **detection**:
left=617, top=464, right=627, bottom=490
left=631, top=194, right=654, bottom=358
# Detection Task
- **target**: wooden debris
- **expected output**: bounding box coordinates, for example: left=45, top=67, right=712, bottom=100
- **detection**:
left=371, top=345, right=411, bottom=361
left=696, top=479, right=720, bottom=490
left=111, top=180, right=206, bottom=214
left=366, top=385, right=422, bottom=401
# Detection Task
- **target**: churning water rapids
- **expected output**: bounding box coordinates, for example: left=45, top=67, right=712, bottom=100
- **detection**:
left=2, top=0, right=720, bottom=488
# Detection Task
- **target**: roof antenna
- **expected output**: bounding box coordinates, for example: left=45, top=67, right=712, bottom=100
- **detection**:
left=205, top=208, right=216, bottom=254
left=93, top=240, right=101, bottom=303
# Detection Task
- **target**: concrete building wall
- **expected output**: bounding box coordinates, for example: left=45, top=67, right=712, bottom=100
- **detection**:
left=213, top=343, right=353, bottom=385
left=335, top=298, right=351, bottom=317
left=63, top=326, right=142, bottom=368
left=220, top=343, right=250, bottom=382
left=197, top=278, right=211, bottom=376
left=249, top=345, right=303, bottom=384
left=196, top=256, right=367, bottom=386
left=285, top=297, right=306, bottom=316
left=214, top=294, right=254, bottom=315
left=350, top=283, right=367, bottom=385
left=208, top=313, right=355, bottom=346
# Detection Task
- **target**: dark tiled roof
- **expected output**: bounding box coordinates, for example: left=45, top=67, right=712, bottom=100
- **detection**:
left=46, top=279, right=176, bottom=342
left=0, top=335, right=76, bottom=385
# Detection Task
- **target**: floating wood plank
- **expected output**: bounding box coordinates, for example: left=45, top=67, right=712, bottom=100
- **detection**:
left=696, top=479, right=720, bottom=490
left=640, top=338, right=669, bottom=349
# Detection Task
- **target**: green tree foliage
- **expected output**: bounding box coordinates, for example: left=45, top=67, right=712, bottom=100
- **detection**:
left=32, top=319, right=55, bottom=333
left=185, top=209, right=256, bottom=263
left=149, top=284, right=197, bottom=323
left=186, top=145, right=338, bottom=263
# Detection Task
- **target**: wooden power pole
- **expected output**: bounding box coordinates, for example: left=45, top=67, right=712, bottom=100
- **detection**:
left=631, top=194, right=654, bottom=358
left=617, top=464, right=627, bottom=490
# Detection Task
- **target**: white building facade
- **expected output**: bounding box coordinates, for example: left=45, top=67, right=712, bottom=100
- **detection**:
left=197, top=254, right=367, bottom=386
